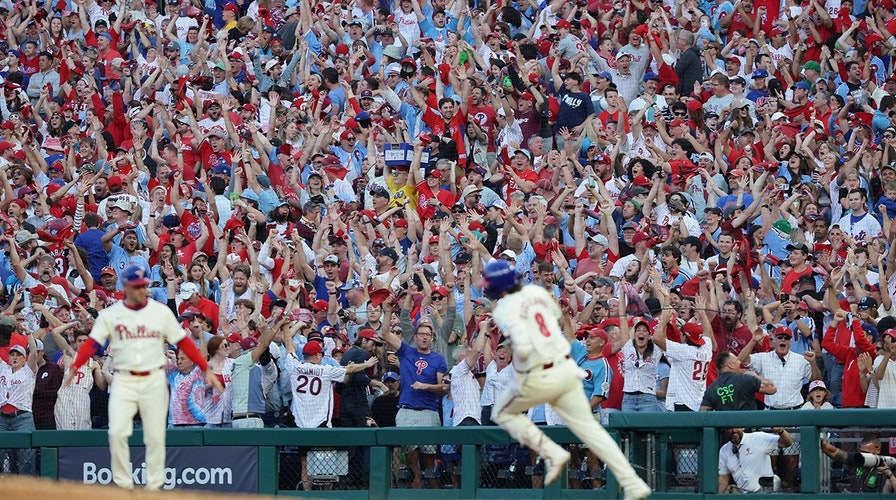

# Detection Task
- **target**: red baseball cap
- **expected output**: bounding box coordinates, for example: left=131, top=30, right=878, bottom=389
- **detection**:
left=357, top=328, right=384, bottom=344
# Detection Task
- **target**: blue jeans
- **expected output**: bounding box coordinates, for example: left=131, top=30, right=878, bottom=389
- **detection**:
left=822, top=352, right=844, bottom=399
left=621, top=393, right=658, bottom=413
left=0, top=411, right=36, bottom=475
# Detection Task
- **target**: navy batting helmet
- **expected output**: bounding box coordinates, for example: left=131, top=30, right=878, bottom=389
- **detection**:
left=482, top=259, right=517, bottom=299
left=121, top=264, right=151, bottom=287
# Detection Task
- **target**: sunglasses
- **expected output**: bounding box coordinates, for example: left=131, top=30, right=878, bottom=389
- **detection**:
left=673, top=112, right=688, bottom=117
left=775, top=334, right=791, bottom=340
left=430, top=295, right=445, bottom=300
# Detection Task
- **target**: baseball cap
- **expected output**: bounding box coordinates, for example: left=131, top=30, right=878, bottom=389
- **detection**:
left=682, top=322, right=706, bottom=346
left=311, top=299, right=329, bottom=311
left=9, top=344, right=26, bottom=355
left=14, top=230, right=37, bottom=245
left=357, top=328, right=384, bottom=344
left=100, top=266, right=117, bottom=277
left=178, top=306, right=204, bottom=321
left=587, top=328, right=608, bottom=342
left=324, top=254, right=340, bottom=264
left=28, top=284, right=50, bottom=297
left=239, top=336, right=259, bottom=351
left=786, top=242, right=810, bottom=253
left=632, top=232, right=652, bottom=245
left=774, top=326, right=793, bottom=338
left=808, top=380, right=829, bottom=393
left=302, top=341, right=323, bottom=356
left=177, top=282, right=200, bottom=300
left=383, top=371, right=399, bottom=381
left=379, top=247, right=399, bottom=262
left=752, top=68, right=769, bottom=78
left=590, top=233, right=609, bottom=246
left=859, top=296, right=879, bottom=310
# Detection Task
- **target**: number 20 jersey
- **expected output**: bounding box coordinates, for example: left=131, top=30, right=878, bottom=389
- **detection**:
left=284, top=354, right=348, bottom=428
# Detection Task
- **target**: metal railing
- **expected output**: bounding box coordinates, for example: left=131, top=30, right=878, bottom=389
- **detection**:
left=0, top=409, right=893, bottom=498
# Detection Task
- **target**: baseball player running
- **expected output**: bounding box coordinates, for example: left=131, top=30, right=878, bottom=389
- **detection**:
left=482, top=260, right=651, bottom=499
left=65, top=265, right=223, bottom=491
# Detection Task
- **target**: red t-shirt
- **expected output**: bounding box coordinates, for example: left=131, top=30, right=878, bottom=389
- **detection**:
left=415, top=182, right=455, bottom=220
left=781, top=266, right=812, bottom=294
left=503, top=167, right=538, bottom=202
left=197, top=141, right=233, bottom=172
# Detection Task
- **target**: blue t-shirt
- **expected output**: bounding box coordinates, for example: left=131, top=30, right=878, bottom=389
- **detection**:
left=396, top=341, right=448, bottom=411
left=555, top=88, right=594, bottom=131
left=74, top=228, right=109, bottom=283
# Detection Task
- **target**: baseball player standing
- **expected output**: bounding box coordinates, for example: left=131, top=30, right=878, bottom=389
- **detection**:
left=481, top=260, right=650, bottom=499
left=65, top=264, right=223, bottom=491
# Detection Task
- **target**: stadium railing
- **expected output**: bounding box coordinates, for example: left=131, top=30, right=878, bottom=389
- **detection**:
left=0, top=409, right=893, bottom=498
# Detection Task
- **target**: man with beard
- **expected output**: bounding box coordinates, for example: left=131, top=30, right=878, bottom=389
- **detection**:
left=467, top=86, right=498, bottom=164
left=9, top=243, right=71, bottom=310
left=103, top=227, right=150, bottom=290
left=718, top=427, right=793, bottom=493
left=707, top=296, right=761, bottom=360
left=266, top=200, right=293, bottom=237
left=219, top=263, right=256, bottom=319
left=198, top=100, right=226, bottom=134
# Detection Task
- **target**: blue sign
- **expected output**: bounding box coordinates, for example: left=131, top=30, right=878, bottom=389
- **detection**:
left=58, top=446, right=258, bottom=493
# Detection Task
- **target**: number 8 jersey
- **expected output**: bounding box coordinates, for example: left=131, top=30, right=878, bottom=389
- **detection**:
left=492, top=285, right=571, bottom=373
left=284, top=354, right=349, bottom=429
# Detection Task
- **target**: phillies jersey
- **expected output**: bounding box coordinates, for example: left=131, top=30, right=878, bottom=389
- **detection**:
left=663, top=339, right=713, bottom=411
left=0, top=361, right=35, bottom=412
left=284, top=354, right=347, bottom=428
left=89, top=299, right=187, bottom=373
left=492, top=285, right=571, bottom=373
left=396, top=342, right=447, bottom=411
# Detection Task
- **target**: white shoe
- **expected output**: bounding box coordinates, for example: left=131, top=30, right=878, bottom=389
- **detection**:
left=623, top=481, right=651, bottom=500
left=543, top=450, right=571, bottom=486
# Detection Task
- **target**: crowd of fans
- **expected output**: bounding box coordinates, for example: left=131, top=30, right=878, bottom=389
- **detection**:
left=0, top=0, right=895, bottom=489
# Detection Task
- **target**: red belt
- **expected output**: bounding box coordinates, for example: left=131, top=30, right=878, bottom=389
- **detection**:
left=542, top=354, right=571, bottom=370
left=127, top=367, right=163, bottom=376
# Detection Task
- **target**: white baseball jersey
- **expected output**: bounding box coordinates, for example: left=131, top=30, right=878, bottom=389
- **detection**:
left=663, top=339, right=713, bottom=411
left=837, top=212, right=882, bottom=241
left=284, top=353, right=347, bottom=428
left=89, top=300, right=187, bottom=373
left=0, top=361, right=35, bottom=412
left=492, top=285, right=570, bottom=372
left=55, top=364, right=96, bottom=430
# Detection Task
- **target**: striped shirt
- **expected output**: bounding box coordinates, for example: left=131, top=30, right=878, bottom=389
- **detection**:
left=748, top=350, right=811, bottom=408
left=664, top=339, right=713, bottom=411
left=480, top=360, right=512, bottom=407
left=621, top=343, right=664, bottom=393
left=449, top=360, right=481, bottom=425
left=284, top=354, right=347, bottom=428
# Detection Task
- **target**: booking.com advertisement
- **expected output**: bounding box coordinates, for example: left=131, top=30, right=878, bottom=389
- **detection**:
left=57, top=446, right=259, bottom=493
